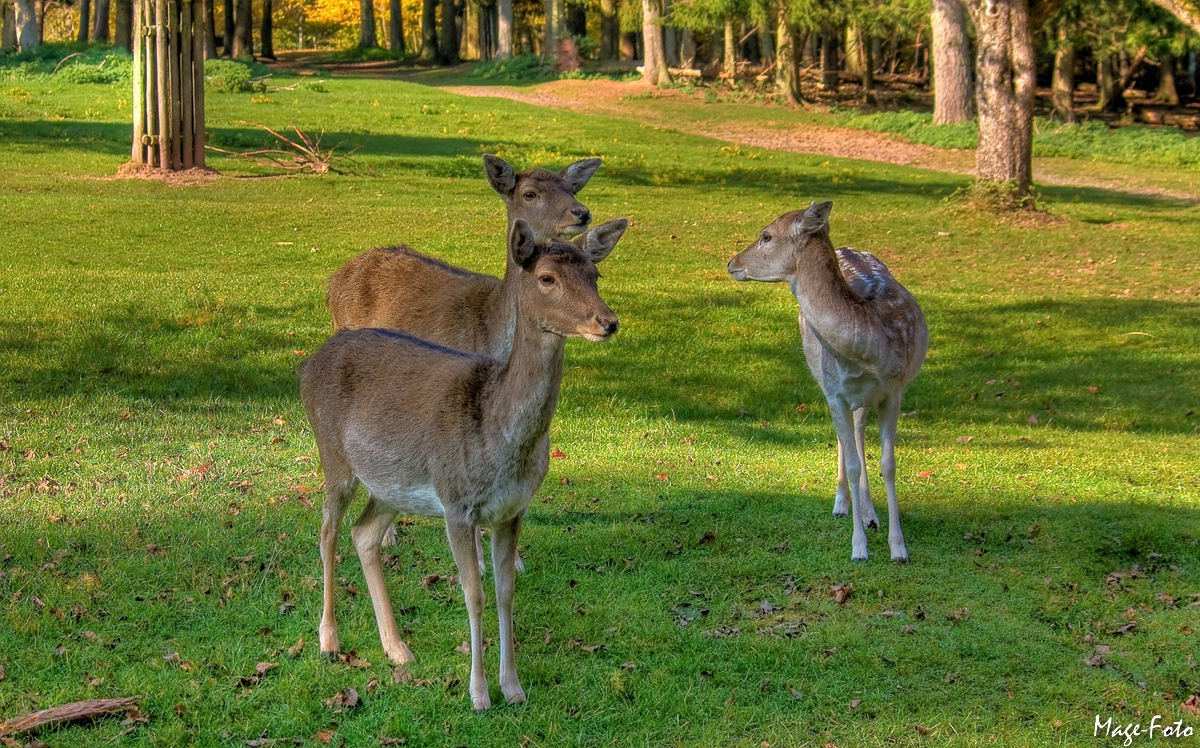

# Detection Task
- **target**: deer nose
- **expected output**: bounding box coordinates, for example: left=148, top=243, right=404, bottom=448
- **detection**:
left=596, top=315, right=618, bottom=336
left=572, top=207, right=591, bottom=224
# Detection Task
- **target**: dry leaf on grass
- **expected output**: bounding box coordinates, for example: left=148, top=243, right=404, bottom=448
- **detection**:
left=323, top=688, right=360, bottom=711
left=831, top=585, right=851, bottom=605
left=1181, top=695, right=1200, bottom=715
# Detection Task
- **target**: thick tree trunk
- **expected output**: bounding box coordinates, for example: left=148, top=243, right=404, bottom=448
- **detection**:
left=844, top=24, right=862, bottom=75
left=1097, top=53, right=1122, bottom=113
left=221, top=0, right=232, bottom=56
left=722, top=17, right=735, bottom=78
left=598, top=0, right=616, bottom=59
left=93, top=0, right=110, bottom=41
left=77, top=0, right=90, bottom=41
left=114, top=0, right=132, bottom=49
left=419, top=0, right=437, bottom=60
left=932, top=0, right=972, bottom=123
left=440, top=0, right=459, bottom=63
left=970, top=0, right=1035, bottom=199
left=496, top=0, right=512, bottom=58
left=259, top=0, right=273, bottom=58
left=2, top=0, right=17, bottom=51
left=203, top=0, right=215, bottom=57
left=641, top=0, right=670, bottom=86
left=388, top=0, right=404, bottom=52
left=359, top=0, right=377, bottom=47
left=1050, top=22, right=1075, bottom=122
left=131, top=0, right=205, bottom=171
left=233, top=0, right=251, bottom=56
left=1155, top=50, right=1179, bottom=104
left=13, top=0, right=37, bottom=50
left=543, top=0, right=562, bottom=65
left=820, top=20, right=838, bottom=91
left=774, top=2, right=800, bottom=104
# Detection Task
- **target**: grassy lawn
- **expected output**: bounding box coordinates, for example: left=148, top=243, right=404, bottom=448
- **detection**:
left=1, top=68, right=1199, bottom=747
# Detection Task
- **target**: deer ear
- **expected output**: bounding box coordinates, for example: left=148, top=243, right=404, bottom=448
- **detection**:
left=575, top=217, right=628, bottom=264
left=510, top=219, right=538, bottom=269
left=561, top=158, right=602, bottom=194
left=484, top=155, right=517, bottom=197
left=794, top=200, right=833, bottom=236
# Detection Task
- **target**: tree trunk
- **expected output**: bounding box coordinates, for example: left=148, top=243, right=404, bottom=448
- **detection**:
left=679, top=28, right=695, bottom=67
left=496, top=0, right=512, bottom=58
left=860, top=27, right=874, bottom=103
left=820, top=20, right=838, bottom=91
left=202, top=0, right=215, bottom=57
left=1155, top=50, right=1179, bottom=104
left=388, top=0, right=404, bottom=52
left=13, top=0, right=37, bottom=50
left=359, top=0, right=377, bottom=47
left=419, top=0, right=437, bottom=59
left=259, top=0, right=273, bottom=58
left=440, top=0, right=459, bottom=63
left=93, top=0, right=110, bottom=41
left=1097, top=53, right=1122, bottom=113
left=131, top=0, right=205, bottom=171
left=1050, top=21, right=1074, bottom=122
left=77, top=0, right=90, bottom=41
left=598, top=0, right=615, bottom=59
left=663, top=0, right=677, bottom=65
left=565, top=1, right=584, bottom=36
left=620, top=31, right=637, bottom=60
left=844, top=24, right=862, bottom=75
left=758, top=23, right=772, bottom=63
left=543, top=0, right=561, bottom=65
left=932, top=0, right=972, bottom=123
left=774, top=2, right=800, bottom=104
left=221, top=0, right=232, bottom=56
left=641, top=0, right=670, bottom=86
left=233, top=0, right=251, bottom=56
left=2, top=0, right=17, bottom=51
left=970, top=0, right=1035, bottom=199
left=114, top=0, right=132, bottom=48
left=722, top=17, right=735, bottom=78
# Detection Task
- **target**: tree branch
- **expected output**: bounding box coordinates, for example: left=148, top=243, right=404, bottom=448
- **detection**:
left=1147, top=0, right=1200, bottom=34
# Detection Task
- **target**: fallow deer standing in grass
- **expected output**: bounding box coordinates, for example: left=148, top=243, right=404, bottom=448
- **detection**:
left=727, top=200, right=928, bottom=561
left=299, top=219, right=623, bottom=710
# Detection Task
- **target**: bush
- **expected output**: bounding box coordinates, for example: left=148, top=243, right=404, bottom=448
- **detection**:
left=55, top=54, right=133, bottom=84
left=469, top=54, right=554, bottom=82
left=205, top=58, right=262, bottom=93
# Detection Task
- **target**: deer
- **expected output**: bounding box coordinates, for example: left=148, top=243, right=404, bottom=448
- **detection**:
left=299, top=218, right=623, bottom=711
left=727, top=200, right=928, bottom=562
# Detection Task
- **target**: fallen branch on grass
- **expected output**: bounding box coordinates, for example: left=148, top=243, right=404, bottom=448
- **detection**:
left=205, top=122, right=370, bottom=175
left=0, top=696, right=143, bottom=736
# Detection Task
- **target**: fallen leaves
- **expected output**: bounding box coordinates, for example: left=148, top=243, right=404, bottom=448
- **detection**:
left=336, top=652, right=371, bottom=669
left=831, top=585, right=851, bottom=605
left=569, top=639, right=606, bottom=653
left=551, top=449, right=567, bottom=459
left=1182, top=694, right=1200, bottom=715
left=1084, top=645, right=1112, bottom=669
left=323, top=688, right=360, bottom=712
left=285, top=636, right=305, bottom=657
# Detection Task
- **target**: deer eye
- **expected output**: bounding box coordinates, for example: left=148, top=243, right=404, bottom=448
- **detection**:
left=762, top=233, right=772, bottom=243
left=539, top=274, right=556, bottom=286
left=524, top=191, right=537, bottom=201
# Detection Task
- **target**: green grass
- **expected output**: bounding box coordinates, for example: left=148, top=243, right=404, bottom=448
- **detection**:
left=1, top=71, right=1199, bottom=747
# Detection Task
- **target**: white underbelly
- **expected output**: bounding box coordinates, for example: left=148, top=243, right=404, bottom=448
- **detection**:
left=359, top=480, right=446, bottom=518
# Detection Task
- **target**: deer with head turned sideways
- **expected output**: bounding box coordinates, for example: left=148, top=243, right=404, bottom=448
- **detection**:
left=299, top=218, right=623, bottom=711
left=727, top=200, right=928, bottom=562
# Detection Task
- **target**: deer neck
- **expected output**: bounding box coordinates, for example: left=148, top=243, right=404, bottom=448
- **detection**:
left=489, top=302, right=566, bottom=452
left=789, top=236, right=872, bottom=359
left=489, top=258, right=523, bottom=357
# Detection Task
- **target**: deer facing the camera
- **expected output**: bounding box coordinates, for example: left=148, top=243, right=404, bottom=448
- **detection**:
left=299, top=218, right=623, bottom=711
left=727, top=200, right=928, bottom=562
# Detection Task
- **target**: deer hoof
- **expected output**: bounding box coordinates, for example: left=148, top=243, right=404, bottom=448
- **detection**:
left=503, top=685, right=527, bottom=705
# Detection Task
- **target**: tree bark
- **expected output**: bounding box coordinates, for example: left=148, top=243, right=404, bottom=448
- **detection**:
left=844, top=24, right=862, bottom=75
left=419, top=0, right=437, bottom=59
left=620, top=31, right=637, bottom=60
left=1096, top=53, right=1122, bottom=113
left=259, top=0, right=273, bottom=58
left=77, top=0, right=91, bottom=41
left=130, top=0, right=204, bottom=170
left=931, top=0, right=972, bottom=123
left=359, top=0, right=377, bottom=47
left=202, top=0, right=216, bottom=58
left=970, top=0, right=1035, bottom=199
left=114, top=0, right=132, bottom=49
left=543, top=0, right=562, bottom=65
left=722, top=17, right=735, bottom=78
left=496, top=0, right=512, bottom=58
left=440, top=0, right=459, bottom=63
left=1154, top=50, right=1179, bottom=104
left=13, top=0, right=37, bottom=50
left=679, top=28, right=695, bottom=67
left=221, top=0, right=233, bottom=56
left=233, top=0, right=251, bottom=56
left=93, top=0, right=111, bottom=41
left=598, top=0, right=615, bottom=60
left=774, top=2, right=800, bottom=104
left=860, top=27, right=874, bottom=103
left=389, top=0, right=404, bottom=52
left=1050, top=21, right=1075, bottom=122
left=2, top=0, right=17, bottom=52
left=820, top=20, right=838, bottom=91
left=640, top=0, right=670, bottom=86
left=1147, top=0, right=1200, bottom=34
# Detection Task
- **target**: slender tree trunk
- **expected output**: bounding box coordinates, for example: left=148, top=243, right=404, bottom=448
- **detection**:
left=1097, top=53, right=1122, bottom=112
left=233, top=0, right=251, bottom=55
left=774, top=1, right=800, bottom=104
left=259, top=0, right=273, bottom=58
left=860, top=27, right=874, bottom=103
left=820, top=20, right=838, bottom=91
left=564, top=1, right=584, bottom=36
left=932, top=0, right=972, bottom=123
left=641, top=0, right=670, bottom=86
left=440, top=0, right=459, bottom=63
left=419, top=0, right=437, bottom=59
left=389, top=0, right=404, bottom=52
left=970, top=0, right=1035, bottom=199
left=844, top=24, right=862, bottom=75
left=722, top=17, right=735, bottom=78
left=131, top=0, right=205, bottom=170
left=114, top=0, right=132, bottom=48
left=78, top=0, right=91, bottom=41
left=663, top=0, right=677, bottom=65
left=221, top=0, right=233, bottom=56
left=1155, top=50, right=1179, bottom=104
left=679, top=28, right=695, bottom=67
left=203, top=0, right=216, bottom=58
left=598, top=0, right=616, bottom=59
left=758, top=24, right=772, bottom=63
left=543, top=0, right=562, bottom=65
left=359, top=0, right=377, bottom=47
left=620, top=31, right=637, bottom=60
left=1050, top=22, right=1075, bottom=122
left=2, top=0, right=17, bottom=51
left=496, top=0, right=512, bottom=58
left=13, top=0, right=37, bottom=50
left=93, top=0, right=110, bottom=40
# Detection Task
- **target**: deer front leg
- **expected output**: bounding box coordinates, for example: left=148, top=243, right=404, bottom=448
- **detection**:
left=829, top=401, right=869, bottom=561
left=853, top=407, right=880, bottom=530
left=491, top=512, right=526, bottom=705
left=351, top=497, right=414, bottom=665
left=446, top=517, right=490, bottom=711
left=879, top=396, right=908, bottom=562
left=319, top=478, right=353, bottom=660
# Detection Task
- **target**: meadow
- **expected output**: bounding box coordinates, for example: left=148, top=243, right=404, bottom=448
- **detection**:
left=1, top=59, right=1199, bottom=746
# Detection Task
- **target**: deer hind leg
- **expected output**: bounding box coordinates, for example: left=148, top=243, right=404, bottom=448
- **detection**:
left=879, top=396, right=908, bottom=562
left=833, top=438, right=851, bottom=517
left=491, top=511, right=526, bottom=705
left=319, top=471, right=355, bottom=660
left=446, top=517, right=490, bottom=711
left=351, top=496, right=414, bottom=665
left=853, top=407, right=880, bottom=530
left=829, top=401, right=869, bottom=561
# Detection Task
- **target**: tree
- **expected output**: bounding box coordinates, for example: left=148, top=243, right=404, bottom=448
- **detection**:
left=359, top=0, right=377, bottom=46
left=12, top=0, right=37, bottom=50
left=388, top=0, right=404, bottom=53
left=261, top=0, right=275, bottom=58
left=115, top=0, right=133, bottom=49
left=1050, top=19, right=1075, bottom=121
left=931, top=0, right=972, bottom=123
left=130, top=0, right=206, bottom=171
left=94, top=0, right=112, bottom=41
left=234, top=0, right=252, bottom=55
left=202, top=0, right=216, bottom=58
left=642, top=0, right=671, bottom=85
left=439, top=0, right=458, bottom=62
left=497, top=0, right=513, bottom=58
left=1148, top=0, right=1200, bottom=32
left=419, top=0, right=437, bottom=59
left=599, top=0, right=617, bottom=59
left=2, top=0, right=16, bottom=52
left=78, top=0, right=92, bottom=41
left=774, top=0, right=802, bottom=103
left=222, top=0, right=234, bottom=56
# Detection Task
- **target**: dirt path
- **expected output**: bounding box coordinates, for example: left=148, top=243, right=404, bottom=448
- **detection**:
left=439, top=78, right=1198, bottom=202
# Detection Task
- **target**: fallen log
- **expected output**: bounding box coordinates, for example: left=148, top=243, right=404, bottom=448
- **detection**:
left=0, top=697, right=142, bottom=736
